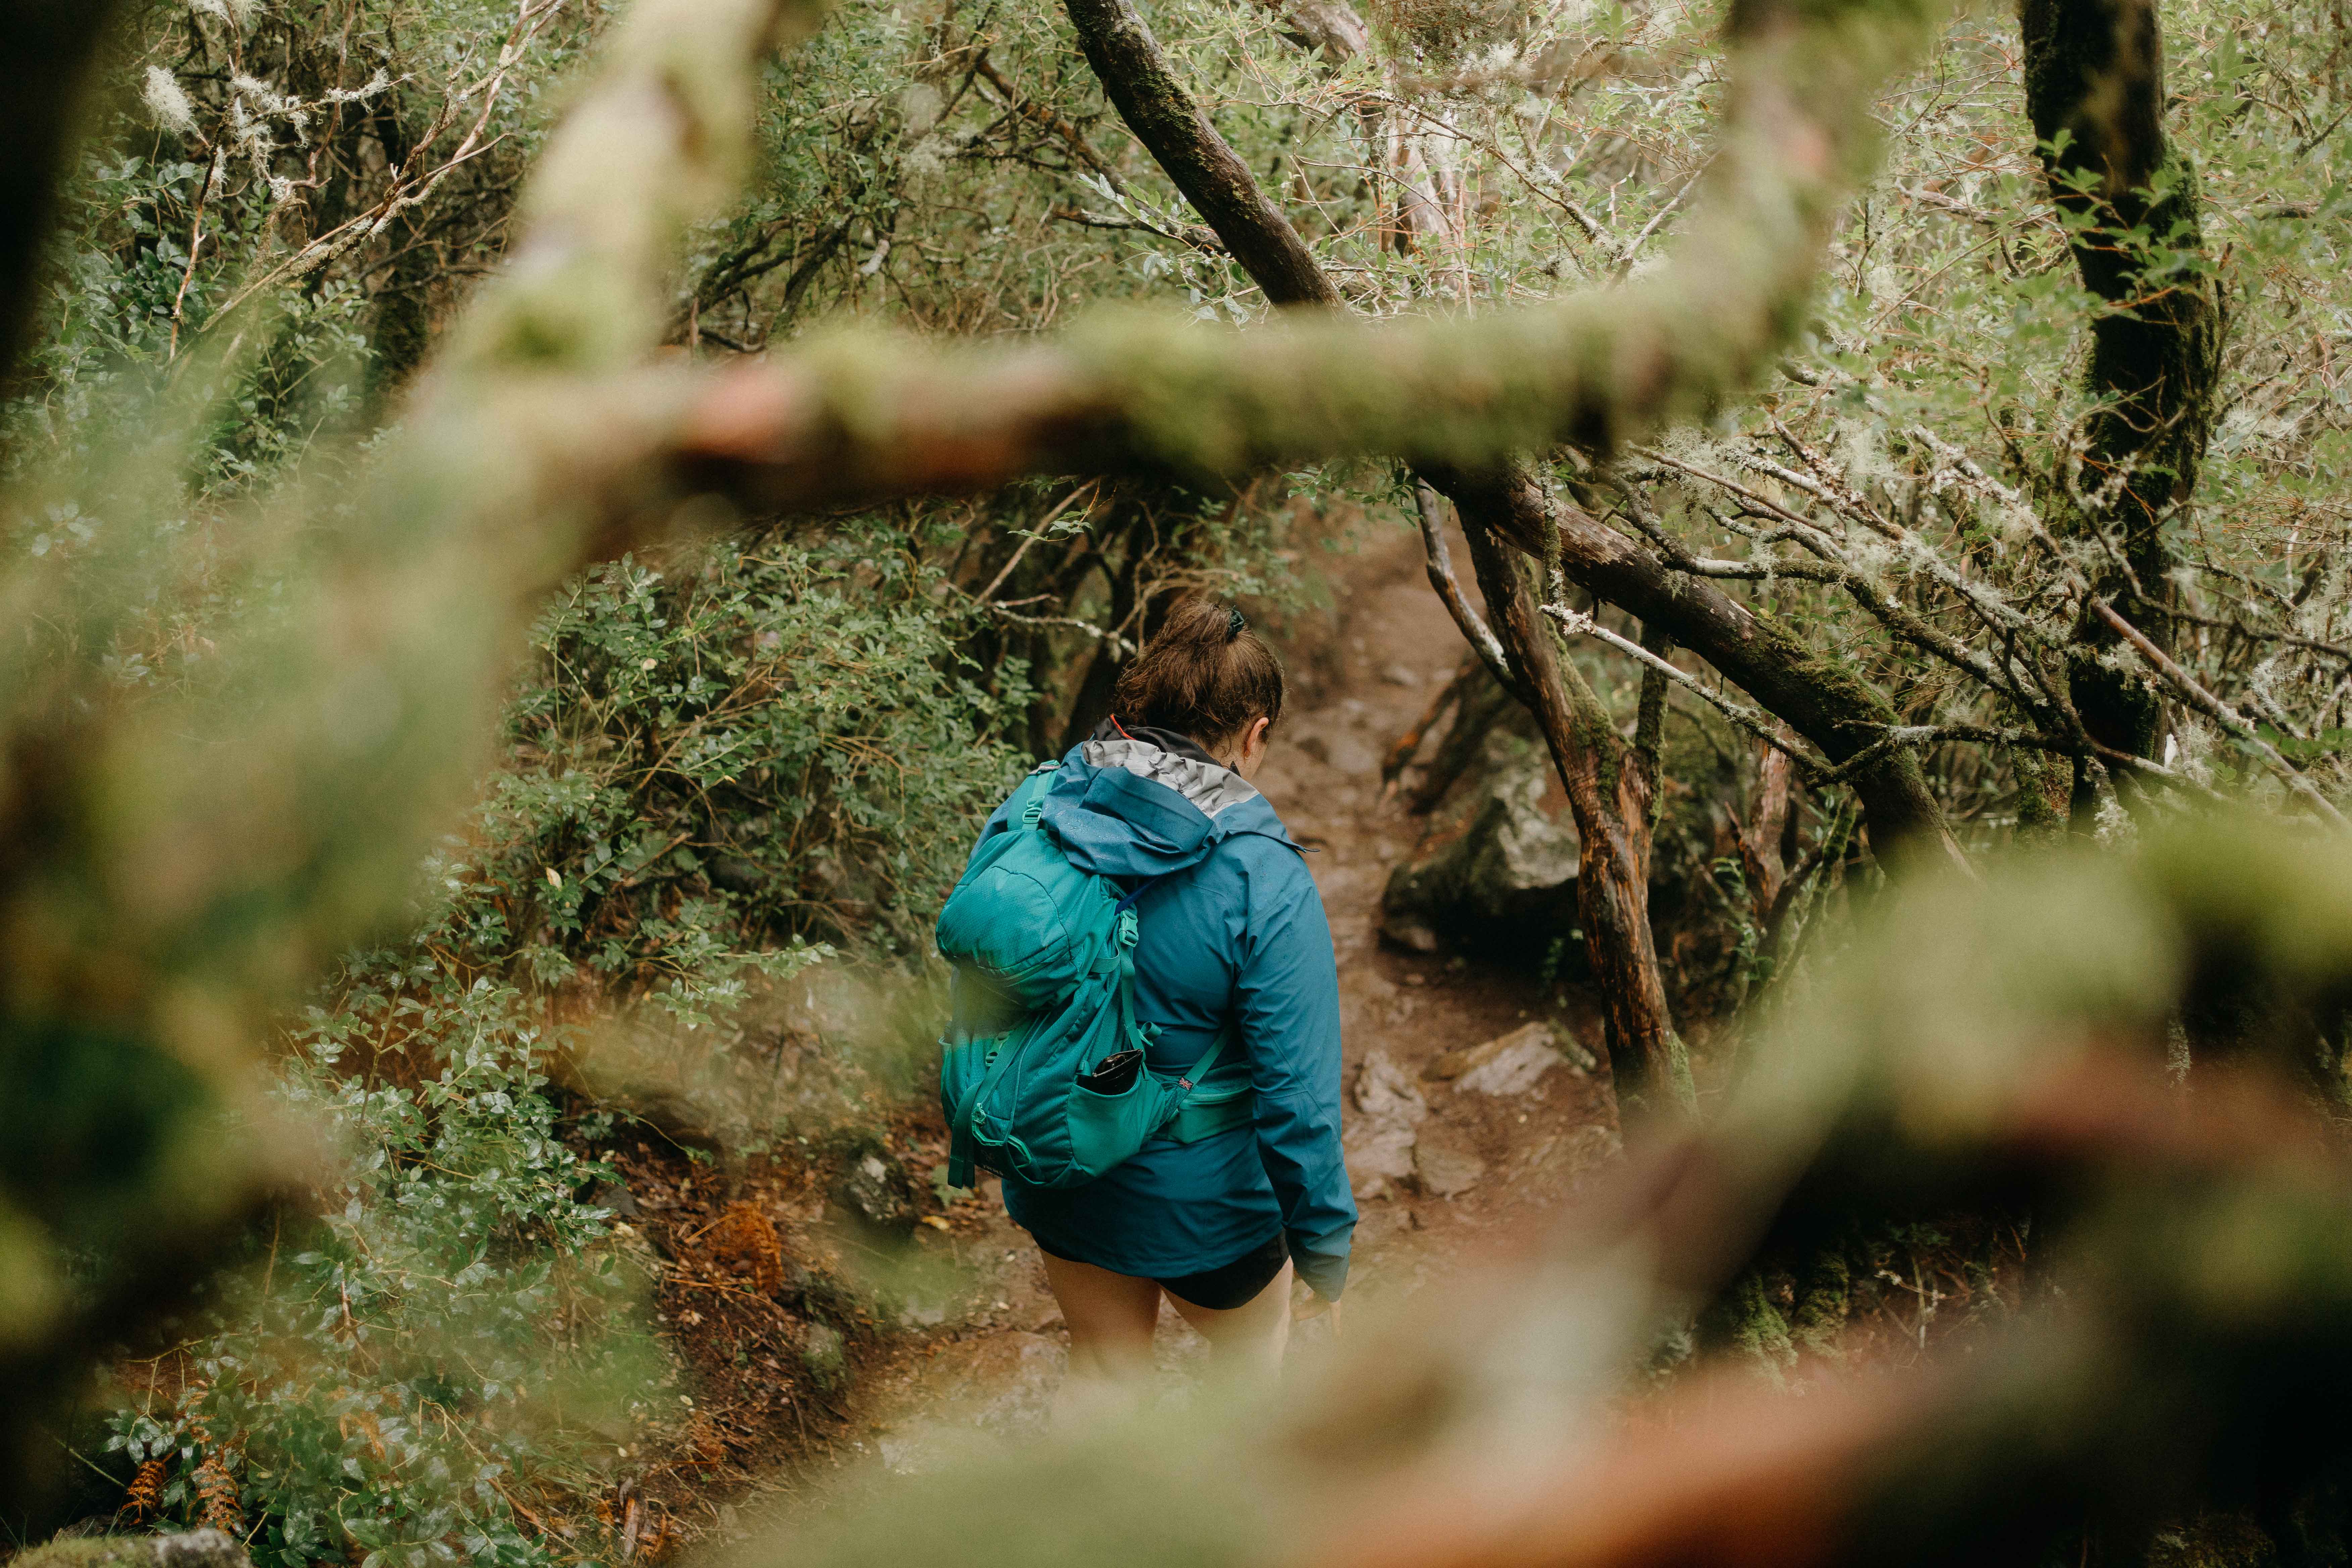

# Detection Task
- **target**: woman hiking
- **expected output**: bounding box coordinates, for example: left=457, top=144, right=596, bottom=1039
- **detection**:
left=945, top=598, right=1355, bottom=1420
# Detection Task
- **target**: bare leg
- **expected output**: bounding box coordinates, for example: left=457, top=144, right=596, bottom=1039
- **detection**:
left=1164, top=1258, right=1293, bottom=1382
left=1039, top=1252, right=1162, bottom=1426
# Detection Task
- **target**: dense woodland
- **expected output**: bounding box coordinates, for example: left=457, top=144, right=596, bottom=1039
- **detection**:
left=5, top=0, right=2352, bottom=1563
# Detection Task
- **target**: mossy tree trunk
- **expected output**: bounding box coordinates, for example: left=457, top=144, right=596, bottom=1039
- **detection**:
left=0, top=0, right=122, bottom=387
left=2019, top=0, right=2226, bottom=784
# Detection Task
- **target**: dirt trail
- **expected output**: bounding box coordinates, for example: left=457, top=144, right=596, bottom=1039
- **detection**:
left=779, top=529, right=1625, bottom=1483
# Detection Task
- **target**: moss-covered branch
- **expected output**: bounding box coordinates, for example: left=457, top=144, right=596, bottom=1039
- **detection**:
left=0, top=0, right=820, bottom=1478
left=667, top=0, right=1965, bottom=863
left=678, top=0, right=1944, bottom=494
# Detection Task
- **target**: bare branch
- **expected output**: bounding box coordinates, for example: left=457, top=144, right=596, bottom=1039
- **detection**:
left=2091, top=599, right=2351, bottom=827
left=1540, top=601, right=1832, bottom=772
left=1414, top=482, right=1519, bottom=697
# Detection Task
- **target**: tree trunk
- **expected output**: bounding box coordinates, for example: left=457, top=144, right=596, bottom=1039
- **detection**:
left=0, top=0, right=122, bottom=388
left=1460, top=517, right=1695, bottom=1121
left=2019, top=0, right=2225, bottom=773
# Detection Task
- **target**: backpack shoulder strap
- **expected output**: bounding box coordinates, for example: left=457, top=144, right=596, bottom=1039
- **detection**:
left=1009, top=762, right=1059, bottom=827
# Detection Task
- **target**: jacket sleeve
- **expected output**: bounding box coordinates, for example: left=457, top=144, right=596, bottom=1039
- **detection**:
left=1234, top=852, right=1356, bottom=1298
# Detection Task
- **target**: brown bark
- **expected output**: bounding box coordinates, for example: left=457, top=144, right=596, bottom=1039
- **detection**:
left=1062, top=0, right=1344, bottom=311
left=1460, top=515, right=1694, bottom=1120
left=1432, top=464, right=1966, bottom=871
left=1741, top=739, right=1795, bottom=916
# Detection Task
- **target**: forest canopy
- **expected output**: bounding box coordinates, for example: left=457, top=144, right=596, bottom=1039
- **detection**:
left=3, top=0, right=2352, bottom=1563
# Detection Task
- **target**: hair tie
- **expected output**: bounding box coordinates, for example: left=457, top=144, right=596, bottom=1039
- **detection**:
left=1226, top=607, right=1247, bottom=641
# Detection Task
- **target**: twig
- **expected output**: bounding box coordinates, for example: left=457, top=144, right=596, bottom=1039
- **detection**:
left=1047, top=203, right=1226, bottom=254
left=1542, top=602, right=2075, bottom=784
left=2090, top=599, right=2351, bottom=827
left=194, top=0, right=564, bottom=340
left=1612, top=166, right=1702, bottom=278
left=166, top=151, right=224, bottom=361
left=976, top=480, right=1100, bottom=602
left=1539, top=602, right=1830, bottom=771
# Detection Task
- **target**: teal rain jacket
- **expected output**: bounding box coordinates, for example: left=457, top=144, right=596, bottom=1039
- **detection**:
left=950, top=725, right=1357, bottom=1298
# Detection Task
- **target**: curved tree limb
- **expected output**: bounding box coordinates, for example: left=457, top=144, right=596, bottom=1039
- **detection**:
left=678, top=0, right=1949, bottom=486
left=1413, top=481, right=1520, bottom=700
left=1063, top=0, right=1343, bottom=309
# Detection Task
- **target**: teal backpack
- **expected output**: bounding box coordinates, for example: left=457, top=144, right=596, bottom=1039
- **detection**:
left=935, top=765, right=1252, bottom=1189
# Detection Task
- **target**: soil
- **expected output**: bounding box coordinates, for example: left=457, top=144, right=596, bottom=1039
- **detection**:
left=623, top=525, right=1628, bottom=1548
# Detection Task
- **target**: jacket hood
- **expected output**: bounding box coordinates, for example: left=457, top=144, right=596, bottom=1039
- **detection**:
left=1038, top=731, right=1296, bottom=880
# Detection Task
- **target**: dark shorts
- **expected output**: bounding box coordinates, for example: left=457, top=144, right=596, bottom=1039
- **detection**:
left=1035, top=1230, right=1289, bottom=1311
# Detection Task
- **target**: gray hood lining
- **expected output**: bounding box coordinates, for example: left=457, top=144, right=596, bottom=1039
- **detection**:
left=1082, top=735, right=1262, bottom=818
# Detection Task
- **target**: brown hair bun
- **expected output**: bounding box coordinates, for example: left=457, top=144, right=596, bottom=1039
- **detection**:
left=1109, top=597, right=1285, bottom=753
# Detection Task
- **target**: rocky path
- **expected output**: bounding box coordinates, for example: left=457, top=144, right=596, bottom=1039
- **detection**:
left=768, top=526, right=1623, bottom=1492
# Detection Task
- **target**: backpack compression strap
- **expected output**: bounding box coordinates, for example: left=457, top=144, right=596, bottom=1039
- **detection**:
left=1153, top=1023, right=1255, bottom=1144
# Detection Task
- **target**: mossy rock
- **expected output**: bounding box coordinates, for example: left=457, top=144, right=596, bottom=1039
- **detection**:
left=12, top=1529, right=248, bottom=1568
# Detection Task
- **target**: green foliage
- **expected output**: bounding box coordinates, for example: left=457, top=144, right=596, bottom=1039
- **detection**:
left=107, top=985, right=641, bottom=1568
left=5, top=0, right=598, bottom=496
left=82, top=520, right=1031, bottom=1557
left=487, top=531, right=1034, bottom=983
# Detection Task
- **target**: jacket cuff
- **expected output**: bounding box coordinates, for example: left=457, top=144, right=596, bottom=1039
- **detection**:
left=1290, top=1235, right=1350, bottom=1299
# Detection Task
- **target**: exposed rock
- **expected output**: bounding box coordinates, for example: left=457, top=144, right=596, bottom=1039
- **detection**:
left=1343, top=1050, right=1427, bottom=1199
left=1425, top=1021, right=1594, bottom=1093
left=586, top=1180, right=641, bottom=1219
left=898, top=1292, right=951, bottom=1328
left=1355, top=1049, right=1429, bottom=1122
left=1384, top=918, right=1442, bottom=954
left=1380, top=717, right=1580, bottom=965
left=1413, top=1123, right=1488, bottom=1198
left=155, top=1536, right=244, bottom=1568
left=1379, top=662, right=1424, bottom=687
left=1327, top=735, right=1382, bottom=778
left=1461, top=1039, right=1567, bottom=1096
left=802, top=1320, right=847, bottom=1387
left=831, top=1145, right=920, bottom=1237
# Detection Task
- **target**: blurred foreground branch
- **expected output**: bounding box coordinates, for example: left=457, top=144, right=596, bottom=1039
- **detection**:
left=670, top=0, right=1945, bottom=500
left=0, top=0, right=820, bottom=1503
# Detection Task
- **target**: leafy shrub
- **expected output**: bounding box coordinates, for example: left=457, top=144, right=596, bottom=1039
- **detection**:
left=108, top=982, right=645, bottom=1568
left=92, top=526, right=1031, bottom=1560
